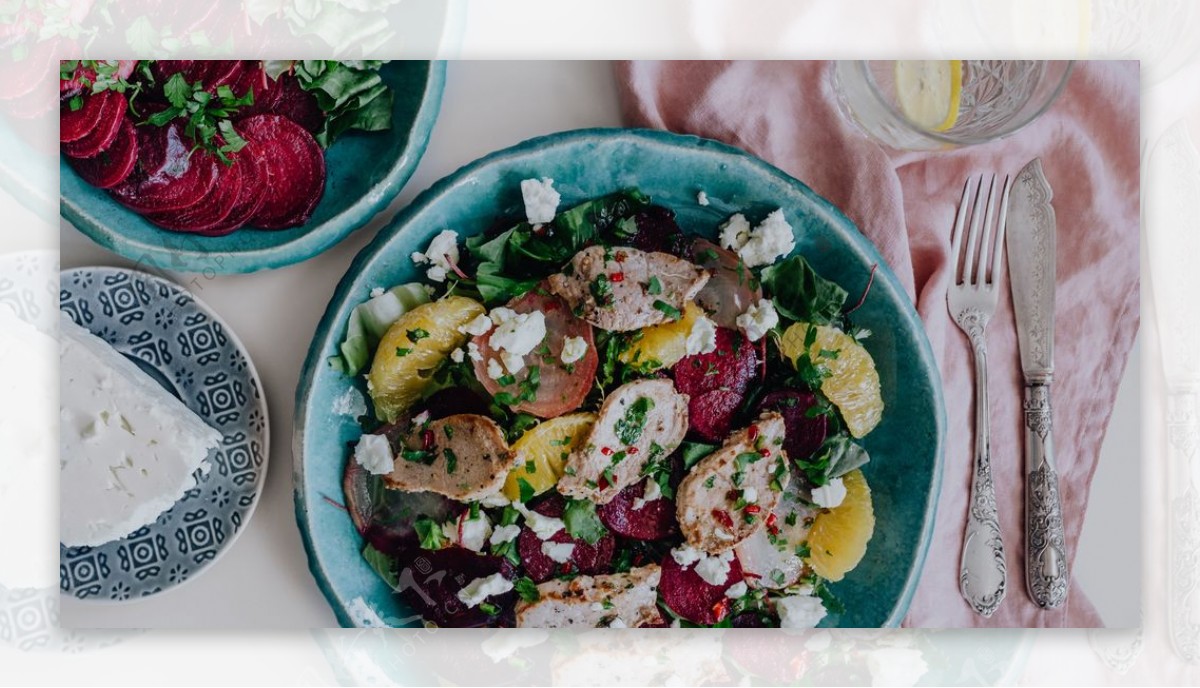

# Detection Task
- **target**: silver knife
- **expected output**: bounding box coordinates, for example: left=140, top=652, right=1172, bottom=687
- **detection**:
left=1006, top=158, right=1069, bottom=609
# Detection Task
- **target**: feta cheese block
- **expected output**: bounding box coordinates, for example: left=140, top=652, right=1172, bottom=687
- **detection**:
left=59, top=314, right=223, bottom=547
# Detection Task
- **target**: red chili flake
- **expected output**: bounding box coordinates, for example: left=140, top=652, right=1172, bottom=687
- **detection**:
left=747, top=424, right=759, bottom=441
left=560, top=562, right=572, bottom=574
left=600, top=446, right=613, bottom=456
left=758, top=447, right=772, bottom=457
left=422, top=429, right=435, bottom=450
left=765, top=513, right=777, bottom=527
left=610, top=272, right=625, bottom=283
left=626, top=446, right=639, bottom=455
left=598, top=475, right=610, bottom=491
left=712, top=509, right=734, bottom=529
left=712, top=599, right=730, bottom=622
left=744, top=504, right=762, bottom=514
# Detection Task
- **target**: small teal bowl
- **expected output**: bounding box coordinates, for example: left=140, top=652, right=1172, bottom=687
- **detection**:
left=60, top=61, right=445, bottom=274
left=294, top=129, right=946, bottom=628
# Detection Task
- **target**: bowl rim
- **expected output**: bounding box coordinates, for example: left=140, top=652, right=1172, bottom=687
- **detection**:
left=59, top=61, right=447, bottom=275
left=292, top=126, right=947, bottom=629
left=59, top=264, right=271, bottom=603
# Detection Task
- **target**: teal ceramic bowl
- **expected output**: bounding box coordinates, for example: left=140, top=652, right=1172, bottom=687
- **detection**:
left=60, top=61, right=445, bottom=274
left=294, top=128, right=945, bottom=628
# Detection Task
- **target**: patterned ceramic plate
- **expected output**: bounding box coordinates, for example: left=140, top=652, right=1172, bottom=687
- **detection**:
left=58, top=266, right=269, bottom=601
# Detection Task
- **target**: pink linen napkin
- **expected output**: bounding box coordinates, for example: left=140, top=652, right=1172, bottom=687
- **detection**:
left=615, top=60, right=1139, bottom=628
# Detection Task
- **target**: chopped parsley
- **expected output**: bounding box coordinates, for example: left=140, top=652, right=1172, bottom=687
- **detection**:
left=395, top=347, right=412, bottom=357
left=614, top=396, right=655, bottom=445
left=591, top=274, right=613, bottom=306
left=646, top=276, right=663, bottom=295
left=652, top=299, right=682, bottom=319
left=514, top=576, right=540, bottom=603
left=407, top=328, right=430, bottom=341
left=444, top=448, right=458, bottom=474
left=414, top=516, right=446, bottom=550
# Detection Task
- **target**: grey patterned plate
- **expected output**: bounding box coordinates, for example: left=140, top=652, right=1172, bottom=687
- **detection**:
left=58, top=267, right=269, bottom=601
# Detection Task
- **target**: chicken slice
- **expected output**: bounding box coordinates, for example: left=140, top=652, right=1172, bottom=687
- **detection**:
left=547, top=246, right=709, bottom=332
left=676, top=412, right=791, bottom=553
left=515, top=564, right=664, bottom=628
left=557, top=378, right=688, bottom=504
left=383, top=413, right=516, bottom=501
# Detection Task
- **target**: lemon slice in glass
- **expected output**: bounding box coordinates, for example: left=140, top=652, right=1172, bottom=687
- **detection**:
left=894, top=60, right=963, bottom=132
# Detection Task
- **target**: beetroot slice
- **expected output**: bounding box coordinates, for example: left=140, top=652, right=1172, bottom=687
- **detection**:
left=144, top=152, right=242, bottom=233
left=237, top=114, right=326, bottom=229
left=342, top=454, right=457, bottom=554
left=517, top=495, right=616, bottom=582
left=66, top=117, right=138, bottom=189
left=392, top=545, right=516, bottom=627
left=184, top=145, right=268, bottom=237
left=688, top=388, right=745, bottom=443
left=756, top=389, right=828, bottom=462
left=62, top=91, right=126, bottom=158
left=659, top=550, right=744, bottom=625
left=60, top=90, right=111, bottom=143
left=598, top=480, right=679, bottom=541
left=619, top=205, right=688, bottom=255
left=673, top=327, right=758, bottom=398
left=109, top=122, right=220, bottom=213
left=271, top=74, right=323, bottom=133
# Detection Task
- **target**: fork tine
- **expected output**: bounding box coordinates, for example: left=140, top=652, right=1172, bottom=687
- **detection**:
left=950, top=177, right=972, bottom=284
left=964, top=175, right=987, bottom=285
left=991, top=175, right=1012, bottom=284
left=977, top=175, right=999, bottom=284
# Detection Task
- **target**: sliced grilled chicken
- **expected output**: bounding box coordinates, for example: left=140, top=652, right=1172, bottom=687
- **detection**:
left=515, top=564, right=664, bottom=628
left=557, top=379, right=688, bottom=504
left=676, top=412, right=790, bottom=553
left=733, top=472, right=817, bottom=589
left=383, top=413, right=516, bottom=501
left=547, top=246, right=709, bottom=332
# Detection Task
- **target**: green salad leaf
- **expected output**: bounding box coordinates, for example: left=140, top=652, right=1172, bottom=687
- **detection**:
left=362, top=544, right=400, bottom=589
left=762, top=255, right=848, bottom=325
left=290, top=60, right=393, bottom=148
left=563, top=497, right=609, bottom=545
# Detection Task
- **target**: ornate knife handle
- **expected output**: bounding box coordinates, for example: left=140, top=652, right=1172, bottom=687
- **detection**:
left=960, top=330, right=1007, bottom=617
left=1024, top=382, right=1068, bottom=608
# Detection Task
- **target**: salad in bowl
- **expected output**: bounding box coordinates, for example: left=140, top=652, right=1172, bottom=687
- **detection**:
left=332, top=177, right=885, bottom=629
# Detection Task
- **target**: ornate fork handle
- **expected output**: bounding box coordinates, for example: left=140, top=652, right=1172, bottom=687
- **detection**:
left=958, top=309, right=1007, bottom=617
left=1167, top=389, right=1200, bottom=662
left=1024, top=382, right=1068, bottom=608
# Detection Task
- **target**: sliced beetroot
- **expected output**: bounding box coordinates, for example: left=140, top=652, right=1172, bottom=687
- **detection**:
left=109, top=122, right=220, bottom=213
left=153, top=60, right=243, bottom=91
left=688, top=388, right=745, bottom=442
left=342, top=456, right=457, bottom=553
left=473, top=288, right=598, bottom=418
left=271, top=73, right=323, bottom=133
left=60, top=60, right=138, bottom=97
left=233, top=62, right=283, bottom=115
left=66, top=116, right=137, bottom=189
left=188, top=146, right=267, bottom=237
left=392, top=545, right=516, bottom=627
left=597, top=480, right=679, bottom=541
left=237, top=114, right=326, bottom=229
left=517, top=495, right=616, bottom=582
left=623, top=205, right=688, bottom=255
left=60, top=90, right=112, bottom=143
left=659, top=549, right=745, bottom=625
left=691, top=238, right=763, bottom=328
left=756, top=389, right=828, bottom=461
left=143, top=152, right=242, bottom=233
left=673, top=327, right=758, bottom=398
left=62, top=90, right=127, bottom=158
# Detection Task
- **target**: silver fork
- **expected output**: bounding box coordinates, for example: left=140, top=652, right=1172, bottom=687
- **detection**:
left=947, top=173, right=1012, bottom=618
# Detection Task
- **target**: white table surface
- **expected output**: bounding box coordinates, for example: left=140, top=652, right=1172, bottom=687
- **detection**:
left=60, top=60, right=1139, bottom=629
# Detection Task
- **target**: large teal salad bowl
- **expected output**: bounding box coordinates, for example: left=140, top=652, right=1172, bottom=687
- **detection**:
left=60, top=61, right=445, bottom=274
left=294, top=128, right=945, bottom=628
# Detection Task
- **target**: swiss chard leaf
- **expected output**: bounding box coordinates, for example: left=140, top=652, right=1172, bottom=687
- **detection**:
left=563, top=497, right=609, bottom=545
left=291, top=60, right=393, bottom=148
left=362, top=544, right=400, bottom=589
left=679, top=441, right=719, bottom=469
left=762, top=255, right=848, bottom=325
left=824, top=435, right=871, bottom=480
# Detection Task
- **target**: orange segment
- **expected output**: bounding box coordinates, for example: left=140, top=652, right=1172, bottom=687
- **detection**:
left=502, top=412, right=596, bottom=501
left=779, top=323, right=883, bottom=438
left=805, top=469, right=875, bottom=582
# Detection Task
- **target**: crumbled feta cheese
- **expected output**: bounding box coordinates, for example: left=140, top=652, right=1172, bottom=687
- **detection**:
left=685, top=314, right=717, bottom=355
left=742, top=486, right=758, bottom=504
left=736, top=299, right=779, bottom=342
left=694, top=549, right=735, bottom=586
left=450, top=348, right=465, bottom=363
left=369, top=287, right=385, bottom=298
left=608, top=617, right=628, bottom=628
left=697, top=191, right=710, bottom=206
left=670, top=618, right=682, bottom=628
left=490, top=310, right=546, bottom=357
left=776, top=593, right=827, bottom=628
left=515, top=503, right=565, bottom=539
left=467, top=341, right=484, bottom=362
left=489, top=524, right=521, bottom=545
left=412, top=410, right=430, bottom=427
left=738, top=209, right=795, bottom=268
left=714, top=528, right=736, bottom=541
left=560, top=335, right=588, bottom=364
left=541, top=541, right=575, bottom=563
left=500, top=351, right=525, bottom=375
left=719, top=213, right=752, bottom=251
left=354, top=434, right=394, bottom=476
left=812, top=477, right=847, bottom=509
left=521, top=177, right=561, bottom=224
left=489, top=307, right=518, bottom=325
left=670, top=545, right=704, bottom=567
left=460, top=313, right=494, bottom=337
left=632, top=478, right=662, bottom=511
left=479, top=490, right=511, bottom=508
left=456, top=573, right=514, bottom=608
left=725, top=581, right=748, bottom=599
left=459, top=512, right=493, bottom=552
left=486, top=358, right=505, bottom=380
left=410, top=229, right=461, bottom=282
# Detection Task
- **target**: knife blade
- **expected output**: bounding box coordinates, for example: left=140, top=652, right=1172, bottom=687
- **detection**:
left=1006, top=157, right=1069, bottom=609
